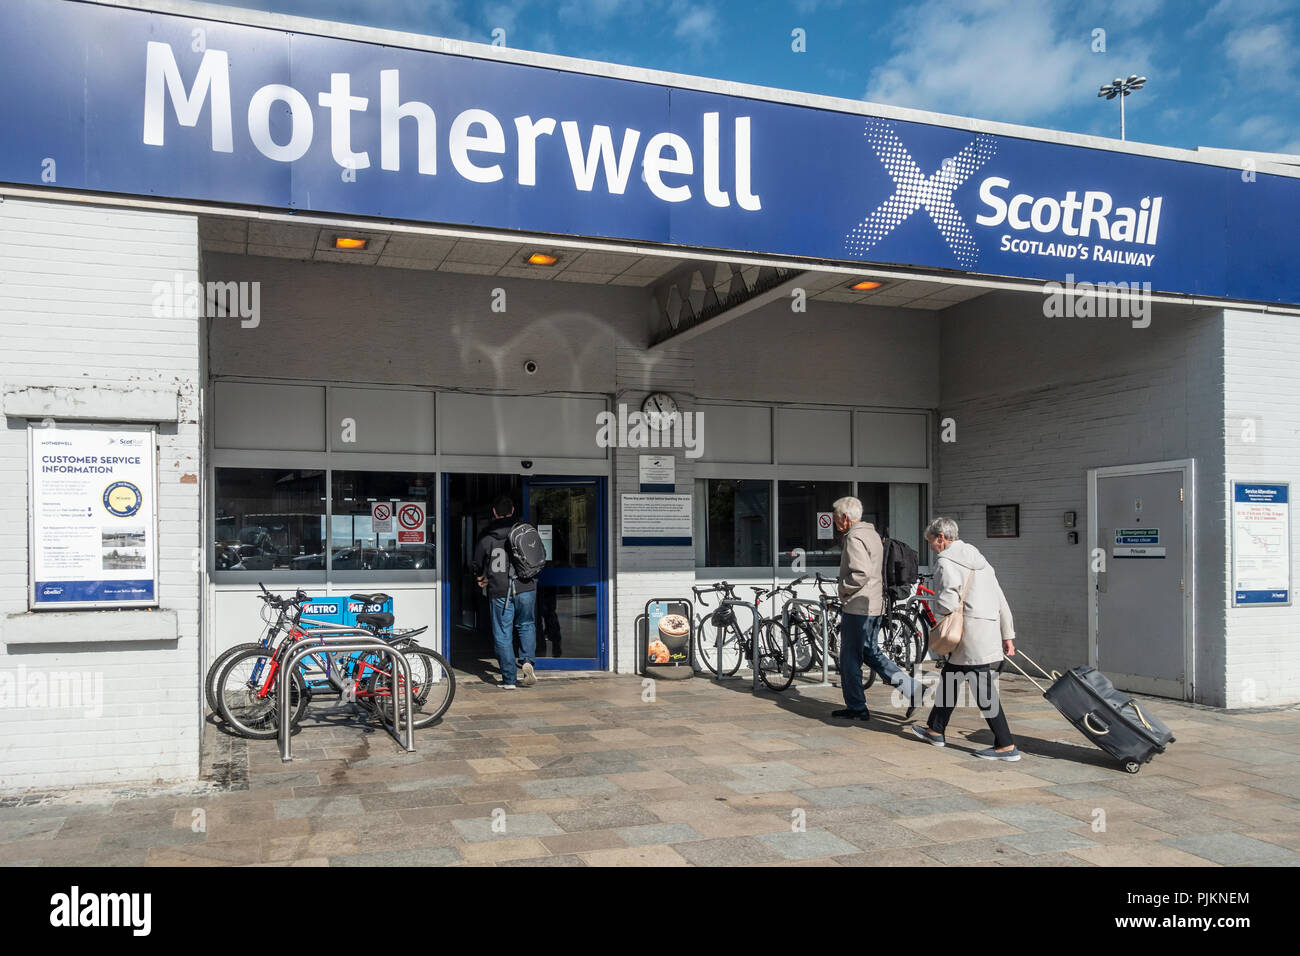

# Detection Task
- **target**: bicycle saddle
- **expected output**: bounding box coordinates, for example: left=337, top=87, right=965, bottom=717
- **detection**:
left=350, top=593, right=391, bottom=605
left=357, top=612, right=395, bottom=630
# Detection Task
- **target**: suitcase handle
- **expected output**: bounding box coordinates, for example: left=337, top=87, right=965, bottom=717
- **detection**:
left=1082, top=712, right=1110, bottom=736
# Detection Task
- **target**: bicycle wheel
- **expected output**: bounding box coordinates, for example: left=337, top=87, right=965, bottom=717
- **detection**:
left=366, top=645, right=456, bottom=730
left=785, top=617, right=818, bottom=672
left=756, top=621, right=795, bottom=692
left=695, top=613, right=743, bottom=676
left=823, top=606, right=843, bottom=668
left=881, top=613, right=922, bottom=674
left=215, top=646, right=309, bottom=740
left=205, top=642, right=263, bottom=717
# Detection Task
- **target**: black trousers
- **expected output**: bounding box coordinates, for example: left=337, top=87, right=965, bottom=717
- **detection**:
left=926, top=662, right=1015, bottom=750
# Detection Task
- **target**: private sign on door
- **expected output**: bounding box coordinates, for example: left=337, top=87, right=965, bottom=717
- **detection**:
left=396, top=501, right=426, bottom=544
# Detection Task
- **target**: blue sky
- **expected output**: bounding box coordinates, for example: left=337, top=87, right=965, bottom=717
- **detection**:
left=205, top=0, right=1300, bottom=154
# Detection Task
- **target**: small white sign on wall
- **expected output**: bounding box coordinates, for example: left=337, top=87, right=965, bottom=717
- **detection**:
left=817, top=512, right=834, bottom=540
left=639, top=454, right=675, bottom=490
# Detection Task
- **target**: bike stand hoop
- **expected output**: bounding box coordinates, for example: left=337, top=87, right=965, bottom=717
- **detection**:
left=279, top=633, right=415, bottom=762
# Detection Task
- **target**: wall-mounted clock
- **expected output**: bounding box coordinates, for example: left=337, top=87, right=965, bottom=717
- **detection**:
left=642, top=392, right=679, bottom=430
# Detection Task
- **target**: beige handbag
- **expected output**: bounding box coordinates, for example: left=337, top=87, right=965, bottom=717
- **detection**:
left=929, top=569, right=974, bottom=655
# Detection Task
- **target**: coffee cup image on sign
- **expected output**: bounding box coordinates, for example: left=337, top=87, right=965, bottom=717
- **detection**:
left=103, top=527, right=147, bottom=569
left=656, top=614, right=690, bottom=661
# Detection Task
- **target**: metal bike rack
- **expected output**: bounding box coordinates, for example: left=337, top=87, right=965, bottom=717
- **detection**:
left=719, top=598, right=761, bottom=692
left=782, top=597, right=831, bottom=687
left=279, top=633, right=415, bottom=762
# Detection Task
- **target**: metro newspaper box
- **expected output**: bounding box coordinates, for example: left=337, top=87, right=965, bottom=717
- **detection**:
left=301, top=595, right=394, bottom=633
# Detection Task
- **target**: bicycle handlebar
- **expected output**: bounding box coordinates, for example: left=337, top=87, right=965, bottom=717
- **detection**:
left=692, top=582, right=737, bottom=606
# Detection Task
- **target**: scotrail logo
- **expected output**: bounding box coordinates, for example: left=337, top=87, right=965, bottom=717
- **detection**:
left=847, top=119, right=1166, bottom=271
left=846, top=119, right=997, bottom=269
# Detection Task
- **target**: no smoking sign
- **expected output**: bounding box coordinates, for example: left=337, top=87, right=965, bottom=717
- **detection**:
left=396, top=501, right=426, bottom=544
left=371, top=502, right=393, bottom=532
left=817, top=511, right=834, bottom=540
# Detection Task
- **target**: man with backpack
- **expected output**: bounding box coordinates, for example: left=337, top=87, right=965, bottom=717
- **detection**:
left=473, top=495, right=547, bottom=688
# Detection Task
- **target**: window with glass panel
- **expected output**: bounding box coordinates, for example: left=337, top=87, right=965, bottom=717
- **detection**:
left=778, top=480, right=853, bottom=567
left=694, top=478, right=771, bottom=568
left=330, top=471, right=436, bottom=571
left=858, top=481, right=929, bottom=556
left=214, top=468, right=326, bottom=571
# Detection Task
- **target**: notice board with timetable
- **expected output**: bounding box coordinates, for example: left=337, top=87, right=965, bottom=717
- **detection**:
left=1232, top=482, right=1290, bottom=606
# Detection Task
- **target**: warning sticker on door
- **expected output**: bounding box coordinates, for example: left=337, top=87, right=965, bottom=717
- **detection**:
left=1114, top=528, right=1163, bottom=558
left=371, top=502, right=393, bottom=532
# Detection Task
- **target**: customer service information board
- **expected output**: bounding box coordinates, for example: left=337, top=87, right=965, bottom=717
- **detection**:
left=29, top=425, right=159, bottom=609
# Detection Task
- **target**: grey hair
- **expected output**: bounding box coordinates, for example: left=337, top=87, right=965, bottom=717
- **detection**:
left=924, top=516, right=959, bottom=541
left=832, top=496, right=863, bottom=522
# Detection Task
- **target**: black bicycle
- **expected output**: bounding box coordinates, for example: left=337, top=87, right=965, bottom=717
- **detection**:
left=692, top=581, right=795, bottom=692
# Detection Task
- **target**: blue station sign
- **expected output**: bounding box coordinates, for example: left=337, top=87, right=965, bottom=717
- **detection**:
left=1, top=0, right=1298, bottom=305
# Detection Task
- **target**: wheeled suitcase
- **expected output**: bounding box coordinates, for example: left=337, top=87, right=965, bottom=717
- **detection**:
left=1004, top=651, right=1175, bottom=773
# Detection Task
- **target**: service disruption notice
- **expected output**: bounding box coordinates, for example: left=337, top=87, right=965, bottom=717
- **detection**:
left=29, top=425, right=158, bottom=608
left=1232, top=482, right=1290, bottom=606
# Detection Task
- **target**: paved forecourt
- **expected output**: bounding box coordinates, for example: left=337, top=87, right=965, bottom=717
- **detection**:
left=2, top=670, right=1299, bottom=866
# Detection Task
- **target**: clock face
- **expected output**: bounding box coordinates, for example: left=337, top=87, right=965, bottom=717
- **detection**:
left=642, top=392, right=679, bottom=429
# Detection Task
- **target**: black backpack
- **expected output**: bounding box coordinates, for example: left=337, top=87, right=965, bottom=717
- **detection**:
left=507, top=522, right=548, bottom=581
left=883, top=537, right=920, bottom=598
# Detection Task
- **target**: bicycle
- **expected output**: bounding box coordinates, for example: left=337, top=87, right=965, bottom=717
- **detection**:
left=204, top=586, right=429, bottom=715
left=691, top=581, right=795, bottom=692
left=211, top=585, right=455, bottom=739
left=750, top=576, right=823, bottom=673
left=812, top=572, right=923, bottom=691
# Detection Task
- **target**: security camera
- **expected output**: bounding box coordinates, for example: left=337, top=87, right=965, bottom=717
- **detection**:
left=521, top=460, right=533, bottom=470
left=523, top=359, right=538, bottom=375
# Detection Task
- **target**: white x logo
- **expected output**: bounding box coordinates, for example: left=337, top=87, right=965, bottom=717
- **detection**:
left=846, top=120, right=997, bottom=269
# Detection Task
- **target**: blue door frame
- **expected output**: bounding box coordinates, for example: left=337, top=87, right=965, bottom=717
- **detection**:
left=440, top=473, right=608, bottom=671
left=522, top=475, right=608, bottom=671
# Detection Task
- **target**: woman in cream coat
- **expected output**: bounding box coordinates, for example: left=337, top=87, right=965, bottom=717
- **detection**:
left=908, top=516, right=1021, bottom=760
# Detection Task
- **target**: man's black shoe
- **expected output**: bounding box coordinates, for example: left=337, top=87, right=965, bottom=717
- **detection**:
left=830, top=708, right=870, bottom=721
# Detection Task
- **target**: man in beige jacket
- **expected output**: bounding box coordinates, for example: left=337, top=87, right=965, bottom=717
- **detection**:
left=831, top=496, right=923, bottom=721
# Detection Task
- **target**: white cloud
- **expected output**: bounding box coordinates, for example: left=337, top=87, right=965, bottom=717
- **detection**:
left=1224, top=23, right=1294, bottom=88
left=863, top=0, right=1105, bottom=123
left=671, top=1, right=720, bottom=43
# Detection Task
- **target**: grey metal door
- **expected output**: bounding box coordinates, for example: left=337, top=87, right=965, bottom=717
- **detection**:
left=1094, top=467, right=1188, bottom=698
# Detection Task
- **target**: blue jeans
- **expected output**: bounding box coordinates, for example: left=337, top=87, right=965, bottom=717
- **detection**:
left=490, top=589, right=537, bottom=684
left=840, top=612, right=916, bottom=713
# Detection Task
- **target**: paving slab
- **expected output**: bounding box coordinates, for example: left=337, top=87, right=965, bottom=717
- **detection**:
left=4, top=670, right=1298, bottom=867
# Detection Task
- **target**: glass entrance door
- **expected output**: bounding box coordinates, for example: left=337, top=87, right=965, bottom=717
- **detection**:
left=523, top=477, right=607, bottom=670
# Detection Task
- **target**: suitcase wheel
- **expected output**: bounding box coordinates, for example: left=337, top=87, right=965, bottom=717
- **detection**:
left=1123, top=760, right=1141, bottom=774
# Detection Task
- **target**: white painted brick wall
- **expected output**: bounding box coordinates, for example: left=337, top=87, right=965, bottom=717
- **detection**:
left=1222, top=308, right=1300, bottom=708
left=612, top=347, right=696, bottom=674
left=0, top=198, right=202, bottom=790
left=935, top=292, right=1233, bottom=705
